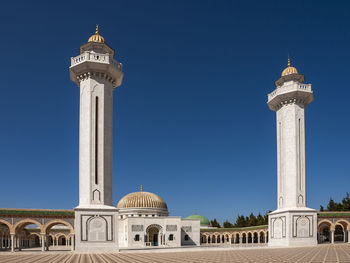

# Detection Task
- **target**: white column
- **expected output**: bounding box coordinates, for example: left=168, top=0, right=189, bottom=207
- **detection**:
left=71, top=235, right=75, bottom=251
left=41, top=234, right=45, bottom=252
left=331, top=231, right=334, bottom=244
left=348, top=230, right=350, bottom=243
left=10, top=234, right=15, bottom=252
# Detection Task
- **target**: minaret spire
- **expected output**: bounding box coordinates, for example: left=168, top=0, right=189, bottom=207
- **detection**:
left=267, top=58, right=316, bottom=247
left=95, top=24, right=100, bottom=35
left=70, top=27, right=123, bottom=251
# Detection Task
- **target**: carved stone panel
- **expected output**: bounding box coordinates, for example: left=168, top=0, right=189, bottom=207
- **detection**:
left=81, top=215, right=113, bottom=242
left=293, top=215, right=313, bottom=238
left=132, top=225, right=144, bottom=232
left=166, top=225, right=177, bottom=231
left=271, top=216, right=286, bottom=239
left=88, top=217, right=107, bottom=241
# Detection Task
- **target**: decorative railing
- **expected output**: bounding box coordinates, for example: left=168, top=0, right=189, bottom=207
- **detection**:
left=71, top=52, right=122, bottom=70
left=268, top=83, right=312, bottom=99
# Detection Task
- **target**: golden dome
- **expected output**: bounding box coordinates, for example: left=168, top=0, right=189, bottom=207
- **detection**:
left=117, top=186, right=168, bottom=210
left=88, top=25, right=105, bottom=44
left=281, top=57, right=298, bottom=76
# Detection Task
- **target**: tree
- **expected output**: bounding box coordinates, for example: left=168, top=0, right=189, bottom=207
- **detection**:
left=248, top=213, right=257, bottom=226
left=210, top=219, right=221, bottom=228
left=342, top=192, right=350, bottom=211
left=234, top=215, right=247, bottom=227
left=327, top=198, right=339, bottom=211
left=223, top=220, right=234, bottom=228
left=256, top=213, right=265, bottom=225
left=321, top=193, right=350, bottom=211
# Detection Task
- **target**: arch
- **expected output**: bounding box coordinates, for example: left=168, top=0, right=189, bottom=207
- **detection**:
left=242, top=232, right=247, bottom=243
left=253, top=232, right=258, bottom=243
left=28, top=232, right=41, bottom=239
left=334, top=220, right=350, bottom=231
left=43, top=219, right=74, bottom=234
left=146, top=224, right=163, bottom=233
left=0, top=219, right=12, bottom=231
left=146, top=224, right=162, bottom=246
left=318, top=219, right=335, bottom=230
left=247, top=232, right=253, bottom=243
left=334, top=224, right=345, bottom=242
left=235, top=233, right=240, bottom=243
left=57, top=235, right=67, bottom=246
left=259, top=231, right=265, bottom=243
left=13, top=219, right=43, bottom=234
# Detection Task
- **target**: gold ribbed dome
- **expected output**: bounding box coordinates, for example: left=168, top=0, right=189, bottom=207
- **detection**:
left=117, top=186, right=168, bottom=209
left=88, top=25, right=105, bottom=44
left=281, top=57, right=298, bottom=76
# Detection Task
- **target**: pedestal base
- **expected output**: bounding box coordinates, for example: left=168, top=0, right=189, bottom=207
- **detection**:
left=268, top=208, right=317, bottom=247
left=74, top=206, right=119, bottom=252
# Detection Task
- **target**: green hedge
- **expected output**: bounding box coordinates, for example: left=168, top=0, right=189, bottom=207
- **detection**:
left=0, top=209, right=74, bottom=217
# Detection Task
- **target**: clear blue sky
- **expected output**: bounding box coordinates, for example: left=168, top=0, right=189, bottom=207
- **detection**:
left=0, top=0, right=349, bottom=224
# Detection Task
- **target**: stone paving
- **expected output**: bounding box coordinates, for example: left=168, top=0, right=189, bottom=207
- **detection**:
left=0, top=244, right=350, bottom=263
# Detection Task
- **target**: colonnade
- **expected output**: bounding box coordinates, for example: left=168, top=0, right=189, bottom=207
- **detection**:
left=201, top=231, right=268, bottom=245
left=318, top=219, right=350, bottom=244
left=0, top=218, right=75, bottom=252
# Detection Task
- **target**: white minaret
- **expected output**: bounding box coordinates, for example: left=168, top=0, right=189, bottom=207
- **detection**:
left=70, top=25, right=123, bottom=252
left=267, top=58, right=317, bottom=247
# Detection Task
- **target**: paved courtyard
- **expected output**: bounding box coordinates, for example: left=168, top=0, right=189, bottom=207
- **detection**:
left=0, top=244, right=350, bottom=263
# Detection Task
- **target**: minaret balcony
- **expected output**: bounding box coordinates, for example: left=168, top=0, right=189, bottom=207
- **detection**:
left=70, top=51, right=123, bottom=87
left=267, top=83, right=313, bottom=111
left=71, top=51, right=122, bottom=69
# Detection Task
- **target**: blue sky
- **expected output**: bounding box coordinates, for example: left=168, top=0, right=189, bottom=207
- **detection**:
left=0, top=0, right=349, bottom=224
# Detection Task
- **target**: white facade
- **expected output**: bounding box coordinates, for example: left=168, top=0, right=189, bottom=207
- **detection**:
left=267, top=64, right=317, bottom=247
left=118, top=217, right=200, bottom=249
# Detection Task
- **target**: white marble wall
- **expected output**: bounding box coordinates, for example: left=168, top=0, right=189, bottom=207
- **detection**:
left=78, top=78, right=114, bottom=207
left=118, top=217, right=200, bottom=248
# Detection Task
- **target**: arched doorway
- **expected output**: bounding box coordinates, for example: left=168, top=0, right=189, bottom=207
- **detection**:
left=334, top=225, right=344, bottom=242
left=248, top=233, right=252, bottom=243
left=0, top=222, right=11, bottom=251
left=242, top=233, right=247, bottom=243
left=235, top=233, right=240, bottom=244
left=253, top=232, right=258, bottom=243
left=58, top=235, right=66, bottom=246
left=14, top=220, right=43, bottom=252
left=259, top=232, right=265, bottom=243
left=318, top=223, right=331, bottom=243
left=146, top=224, right=162, bottom=246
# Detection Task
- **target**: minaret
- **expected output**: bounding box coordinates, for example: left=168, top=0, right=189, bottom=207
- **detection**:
left=267, top=58, right=317, bottom=247
left=70, top=25, right=123, bottom=251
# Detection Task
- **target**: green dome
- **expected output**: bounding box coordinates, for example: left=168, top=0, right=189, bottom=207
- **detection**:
left=185, top=215, right=210, bottom=227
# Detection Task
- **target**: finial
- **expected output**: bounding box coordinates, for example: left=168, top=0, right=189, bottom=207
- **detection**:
left=140, top=184, right=143, bottom=192
left=287, top=56, right=291, bottom=67
left=95, top=24, right=100, bottom=35
left=194, top=211, right=196, bottom=215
